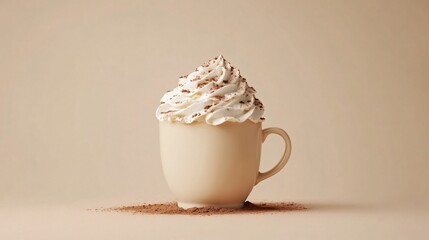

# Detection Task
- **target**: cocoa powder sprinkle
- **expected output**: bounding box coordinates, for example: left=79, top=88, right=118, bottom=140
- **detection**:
left=103, top=201, right=306, bottom=216
left=160, top=110, right=176, bottom=114
left=197, top=81, right=209, bottom=88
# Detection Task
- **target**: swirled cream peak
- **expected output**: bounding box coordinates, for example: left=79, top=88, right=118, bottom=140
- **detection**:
left=156, top=55, right=264, bottom=125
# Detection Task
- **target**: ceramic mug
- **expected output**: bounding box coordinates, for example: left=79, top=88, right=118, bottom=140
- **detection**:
left=159, top=120, right=291, bottom=209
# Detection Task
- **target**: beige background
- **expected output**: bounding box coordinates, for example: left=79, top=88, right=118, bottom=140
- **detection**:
left=1, top=0, right=428, bottom=239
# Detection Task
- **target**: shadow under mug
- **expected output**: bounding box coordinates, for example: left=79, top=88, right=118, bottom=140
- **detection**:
left=159, top=120, right=292, bottom=209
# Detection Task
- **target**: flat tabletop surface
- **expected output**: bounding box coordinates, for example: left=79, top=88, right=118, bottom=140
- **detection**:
left=1, top=1, right=429, bottom=239
left=1, top=201, right=428, bottom=240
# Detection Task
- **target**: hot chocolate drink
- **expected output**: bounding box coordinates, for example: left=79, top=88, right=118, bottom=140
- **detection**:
left=156, top=55, right=291, bottom=209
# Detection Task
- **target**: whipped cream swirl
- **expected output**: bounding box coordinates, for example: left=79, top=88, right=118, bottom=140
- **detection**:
left=156, top=55, right=264, bottom=125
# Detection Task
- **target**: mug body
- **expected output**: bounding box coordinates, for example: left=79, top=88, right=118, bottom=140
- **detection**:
left=159, top=120, right=262, bottom=209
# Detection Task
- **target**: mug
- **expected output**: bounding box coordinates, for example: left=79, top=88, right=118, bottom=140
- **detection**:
left=159, top=120, right=291, bottom=209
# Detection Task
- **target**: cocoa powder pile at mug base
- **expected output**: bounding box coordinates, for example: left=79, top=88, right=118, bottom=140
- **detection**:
left=106, top=201, right=306, bottom=216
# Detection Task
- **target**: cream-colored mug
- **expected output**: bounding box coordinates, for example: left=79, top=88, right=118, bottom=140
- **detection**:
left=159, top=120, right=292, bottom=209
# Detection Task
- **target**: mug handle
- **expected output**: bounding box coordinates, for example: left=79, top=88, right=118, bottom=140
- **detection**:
left=255, top=127, right=292, bottom=185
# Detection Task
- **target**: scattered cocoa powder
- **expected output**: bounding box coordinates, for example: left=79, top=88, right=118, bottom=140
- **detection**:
left=214, top=95, right=223, bottom=100
left=103, top=201, right=306, bottom=216
left=160, top=110, right=176, bottom=114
